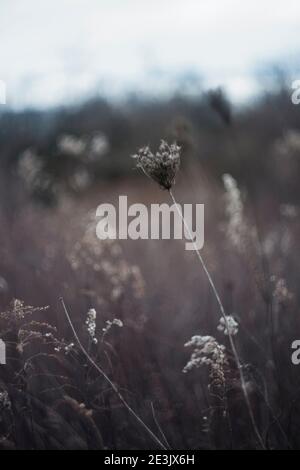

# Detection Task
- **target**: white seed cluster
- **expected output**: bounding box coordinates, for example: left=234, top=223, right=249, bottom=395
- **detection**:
left=183, top=335, right=226, bottom=373
left=86, top=308, right=97, bottom=344
left=102, top=318, right=123, bottom=339
left=0, top=391, right=11, bottom=410
left=217, top=315, right=239, bottom=336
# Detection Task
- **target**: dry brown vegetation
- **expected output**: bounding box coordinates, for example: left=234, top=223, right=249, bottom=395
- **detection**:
left=0, top=89, right=300, bottom=449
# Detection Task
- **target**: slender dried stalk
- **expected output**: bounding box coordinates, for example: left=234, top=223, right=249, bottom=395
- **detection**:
left=169, top=190, right=266, bottom=450
left=60, top=297, right=167, bottom=450
left=150, top=402, right=171, bottom=450
left=133, top=141, right=265, bottom=448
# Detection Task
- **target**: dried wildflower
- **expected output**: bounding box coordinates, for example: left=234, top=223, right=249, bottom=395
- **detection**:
left=270, top=276, right=294, bottom=333
left=0, top=276, right=8, bottom=293
left=86, top=308, right=97, bottom=344
left=217, top=315, right=239, bottom=336
left=183, top=335, right=228, bottom=400
left=0, top=391, right=11, bottom=410
left=132, top=140, right=180, bottom=190
left=271, top=277, right=294, bottom=305
left=275, top=129, right=300, bottom=156
left=0, top=299, right=49, bottom=322
left=0, top=339, right=6, bottom=364
left=58, top=132, right=109, bottom=161
left=262, top=230, right=278, bottom=256
left=67, top=217, right=146, bottom=330
left=102, top=318, right=123, bottom=340
left=16, top=321, right=62, bottom=355
left=89, top=133, right=110, bottom=159
left=223, top=173, right=246, bottom=252
left=64, top=342, right=75, bottom=355
left=70, top=168, right=91, bottom=192
left=183, top=335, right=226, bottom=373
left=18, top=149, right=43, bottom=187
left=280, top=204, right=298, bottom=219
left=58, top=134, right=87, bottom=156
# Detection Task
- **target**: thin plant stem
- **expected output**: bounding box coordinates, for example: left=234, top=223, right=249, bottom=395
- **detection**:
left=60, top=297, right=167, bottom=450
left=169, top=190, right=266, bottom=450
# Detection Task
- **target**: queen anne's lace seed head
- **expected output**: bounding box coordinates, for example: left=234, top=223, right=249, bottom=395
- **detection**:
left=132, top=140, right=180, bottom=190
left=217, top=315, right=239, bottom=336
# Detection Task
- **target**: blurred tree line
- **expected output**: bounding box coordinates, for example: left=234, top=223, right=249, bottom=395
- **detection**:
left=0, top=86, right=300, bottom=204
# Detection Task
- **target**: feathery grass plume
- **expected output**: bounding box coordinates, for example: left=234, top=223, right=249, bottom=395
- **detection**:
left=132, top=140, right=180, bottom=190
left=60, top=298, right=167, bottom=450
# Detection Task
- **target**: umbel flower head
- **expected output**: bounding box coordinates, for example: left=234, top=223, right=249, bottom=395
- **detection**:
left=132, top=140, right=180, bottom=190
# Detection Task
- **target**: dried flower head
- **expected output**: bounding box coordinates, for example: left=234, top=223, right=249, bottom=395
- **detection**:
left=208, top=88, right=232, bottom=126
left=132, top=140, right=180, bottom=190
left=86, top=308, right=97, bottom=344
left=183, top=335, right=226, bottom=373
left=223, top=173, right=246, bottom=252
left=64, top=342, right=75, bottom=354
left=280, top=204, right=298, bottom=219
left=217, top=315, right=239, bottom=336
left=271, top=277, right=294, bottom=305
left=0, top=299, right=49, bottom=323
left=102, top=318, right=123, bottom=341
left=183, top=335, right=228, bottom=395
left=0, top=390, right=11, bottom=411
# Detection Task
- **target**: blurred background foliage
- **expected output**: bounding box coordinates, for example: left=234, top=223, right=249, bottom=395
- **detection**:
left=1, top=83, right=300, bottom=208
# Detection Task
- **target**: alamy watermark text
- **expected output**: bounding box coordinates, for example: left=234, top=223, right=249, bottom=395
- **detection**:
left=96, top=196, right=204, bottom=251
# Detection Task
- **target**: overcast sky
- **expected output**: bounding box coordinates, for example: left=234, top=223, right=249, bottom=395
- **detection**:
left=0, top=0, right=300, bottom=108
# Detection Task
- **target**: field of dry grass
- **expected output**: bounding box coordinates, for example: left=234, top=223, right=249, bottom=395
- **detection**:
left=1, top=91, right=300, bottom=450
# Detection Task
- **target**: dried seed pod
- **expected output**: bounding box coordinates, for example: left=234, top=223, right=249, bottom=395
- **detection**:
left=132, top=140, right=180, bottom=190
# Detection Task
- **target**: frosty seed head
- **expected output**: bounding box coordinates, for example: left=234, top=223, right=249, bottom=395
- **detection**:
left=132, top=140, right=180, bottom=190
